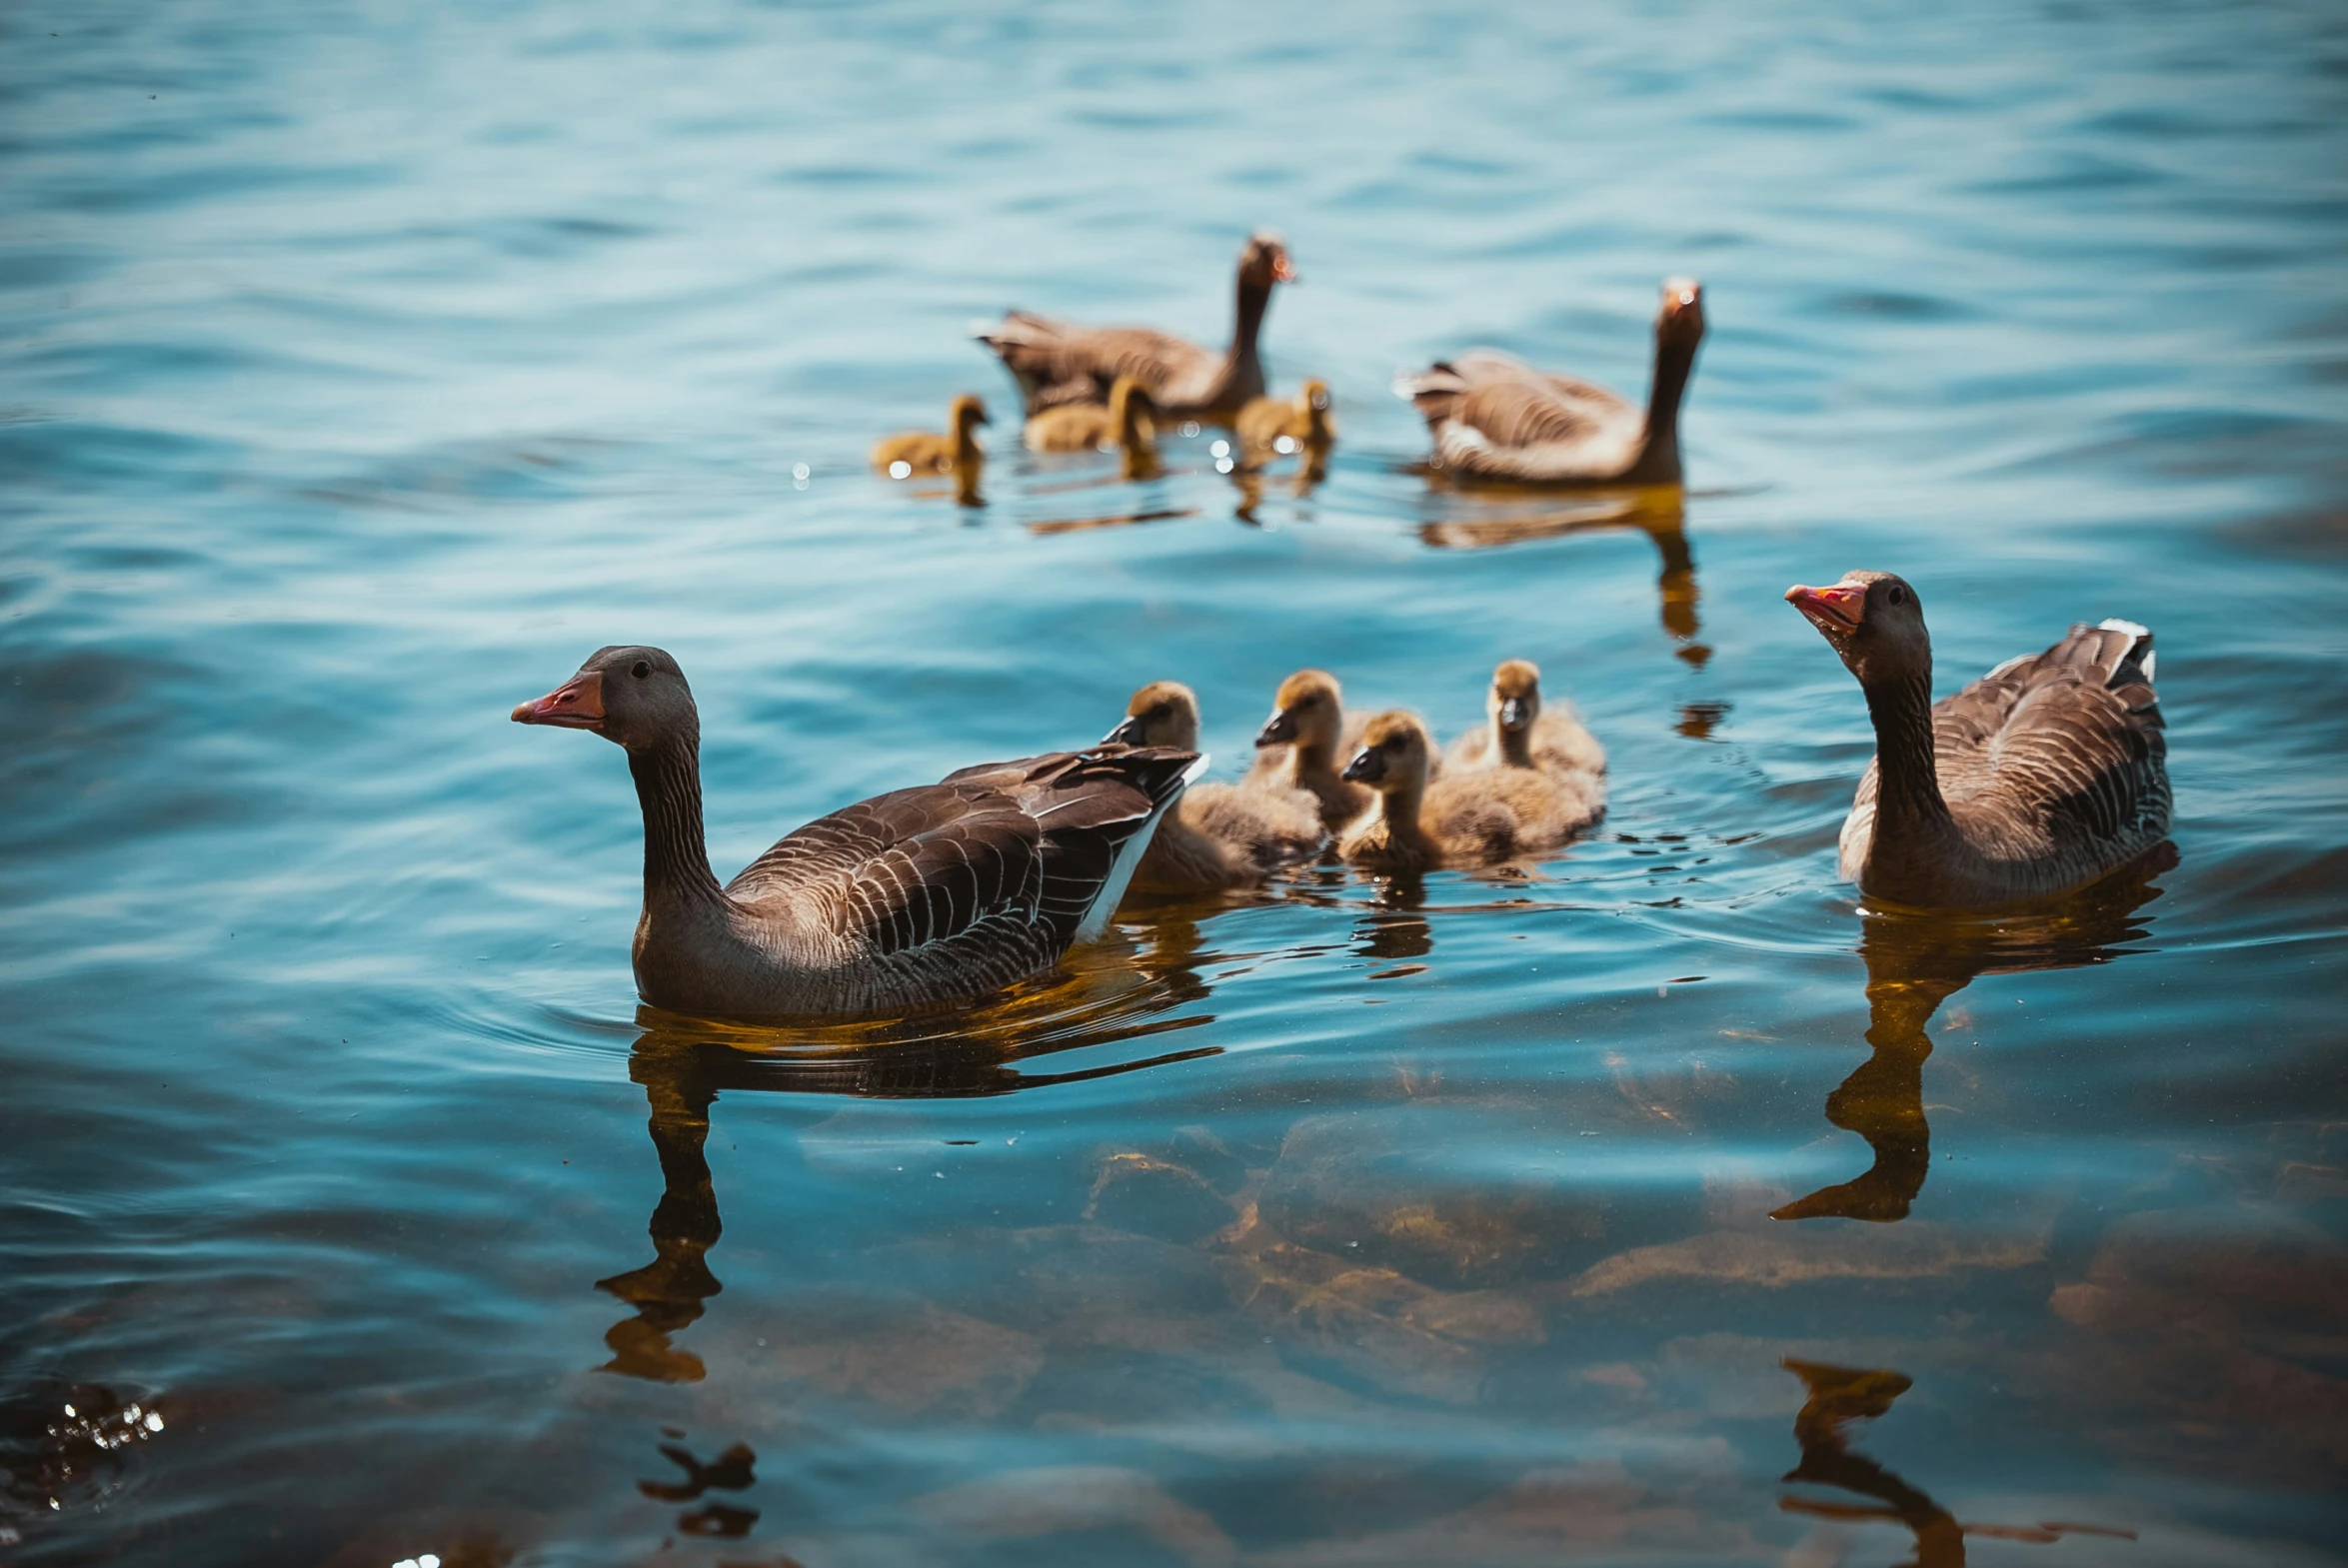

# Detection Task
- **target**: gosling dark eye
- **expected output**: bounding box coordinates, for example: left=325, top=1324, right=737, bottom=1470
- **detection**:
left=632, top=660, right=651, bottom=680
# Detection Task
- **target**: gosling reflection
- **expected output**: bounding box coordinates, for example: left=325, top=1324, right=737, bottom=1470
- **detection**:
left=597, top=919, right=1221, bottom=1382
left=1415, top=486, right=1701, bottom=655
left=1779, top=1358, right=2135, bottom=1564
left=1775, top=852, right=2171, bottom=1223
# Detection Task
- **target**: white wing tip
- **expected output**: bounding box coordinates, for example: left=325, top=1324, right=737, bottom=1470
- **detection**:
left=2096, top=617, right=2151, bottom=640
left=1180, top=752, right=1211, bottom=787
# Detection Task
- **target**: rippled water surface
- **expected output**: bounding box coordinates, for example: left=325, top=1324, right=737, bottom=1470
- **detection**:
left=6, top=2, right=2347, bottom=1564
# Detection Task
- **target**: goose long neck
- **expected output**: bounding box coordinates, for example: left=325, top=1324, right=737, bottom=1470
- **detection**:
left=629, top=726, right=725, bottom=911
left=1861, top=663, right=1952, bottom=833
left=1228, top=272, right=1271, bottom=372
left=1643, top=329, right=1698, bottom=451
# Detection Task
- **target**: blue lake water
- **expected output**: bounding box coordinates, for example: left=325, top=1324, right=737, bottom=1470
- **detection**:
left=4, top=2, right=2346, bottom=1564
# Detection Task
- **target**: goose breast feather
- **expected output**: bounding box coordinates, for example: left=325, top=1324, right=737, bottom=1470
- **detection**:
left=1840, top=621, right=2169, bottom=889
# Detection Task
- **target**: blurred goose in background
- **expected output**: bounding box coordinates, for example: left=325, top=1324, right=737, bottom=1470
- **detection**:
left=871, top=394, right=990, bottom=479
left=978, top=230, right=1296, bottom=424
left=512, top=646, right=1201, bottom=1016
left=1445, top=659, right=1607, bottom=829
left=1024, top=376, right=1163, bottom=479
left=1396, top=278, right=1704, bottom=486
left=1338, top=713, right=1582, bottom=871
left=1106, top=681, right=1326, bottom=893
left=1234, top=377, right=1336, bottom=465
left=1786, top=571, right=2171, bottom=907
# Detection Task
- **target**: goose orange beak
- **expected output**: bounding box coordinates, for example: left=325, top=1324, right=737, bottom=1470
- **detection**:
left=512, top=670, right=605, bottom=729
left=1272, top=252, right=1299, bottom=284
left=1786, top=581, right=1866, bottom=638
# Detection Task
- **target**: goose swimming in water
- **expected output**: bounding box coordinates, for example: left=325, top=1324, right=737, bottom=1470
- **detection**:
left=871, top=394, right=990, bottom=479
left=1786, top=571, right=2171, bottom=907
left=513, top=646, right=1200, bottom=1016
left=1105, top=681, right=1326, bottom=893
left=1396, top=278, right=1704, bottom=486
left=977, top=231, right=1296, bottom=424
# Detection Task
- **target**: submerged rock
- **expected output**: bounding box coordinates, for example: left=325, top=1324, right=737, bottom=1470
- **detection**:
left=1087, top=1152, right=1234, bottom=1243
left=1255, top=1113, right=1609, bottom=1290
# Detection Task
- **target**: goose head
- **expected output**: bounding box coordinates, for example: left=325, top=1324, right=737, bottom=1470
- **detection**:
left=1340, top=712, right=1433, bottom=793
left=1106, top=680, right=1202, bottom=751
left=1254, top=669, right=1344, bottom=756
left=950, top=394, right=993, bottom=436
left=513, top=645, right=695, bottom=751
left=1657, top=277, right=1706, bottom=351
left=1786, top=571, right=1930, bottom=688
left=1488, top=658, right=1543, bottom=736
left=1240, top=230, right=1299, bottom=290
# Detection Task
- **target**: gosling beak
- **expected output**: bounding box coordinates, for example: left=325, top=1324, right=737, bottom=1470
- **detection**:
left=512, top=670, right=606, bottom=730
left=976, top=407, right=993, bottom=427
left=1254, top=708, right=1298, bottom=748
left=1340, top=747, right=1384, bottom=784
left=1785, top=581, right=1867, bottom=639
left=1103, top=715, right=1148, bottom=747
left=1498, top=697, right=1530, bottom=733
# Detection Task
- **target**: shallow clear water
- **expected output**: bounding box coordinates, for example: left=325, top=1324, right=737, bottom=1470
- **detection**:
left=5, top=2, right=2346, bottom=1564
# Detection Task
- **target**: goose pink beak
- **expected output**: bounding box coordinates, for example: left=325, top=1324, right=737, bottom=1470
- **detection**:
left=1786, top=581, right=1867, bottom=637
left=512, top=671, right=605, bottom=729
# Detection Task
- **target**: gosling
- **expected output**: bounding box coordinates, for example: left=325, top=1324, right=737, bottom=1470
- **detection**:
left=1444, top=659, right=1607, bottom=829
left=871, top=394, right=990, bottom=478
left=1107, top=681, right=1325, bottom=893
left=1024, top=376, right=1162, bottom=480
left=1340, top=712, right=1592, bottom=871
left=1234, top=377, right=1336, bottom=463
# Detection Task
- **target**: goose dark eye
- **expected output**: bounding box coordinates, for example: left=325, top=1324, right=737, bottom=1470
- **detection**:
left=632, top=660, right=651, bottom=680
left=1886, top=587, right=1907, bottom=607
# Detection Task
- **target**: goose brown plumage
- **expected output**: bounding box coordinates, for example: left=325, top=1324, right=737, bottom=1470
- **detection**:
left=1396, top=278, right=1704, bottom=486
left=1023, top=376, right=1163, bottom=479
left=1104, top=681, right=1326, bottom=893
left=1444, top=659, right=1608, bottom=833
left=1786, top=571, right=2171, bottom=908
left=871, top=394, right=990, bottom=478
left=512, top=646, right=1201, bottom=1016
left=977, top=231, right=1296, bottom=424
left=1336, top=713, right=1577, bottom=871
left=1234, top=378, right=1335, bottom=464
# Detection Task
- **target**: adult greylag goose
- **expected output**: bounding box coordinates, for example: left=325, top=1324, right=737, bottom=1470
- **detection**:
left=977, top=231, right=1296, bottom=423
left=1444, top=659, right=1608, bottom=830
left=1023, top=376, right=1163, bottom=479
left=1104, top=681, right=1326, bottom=893
left=1786, top=571, right=2170, bottom=908
left=512, top=646, right=1201, bottom=1016
left=871, top=394, right=990, bottom=478
left=1395, top=278, right=1704, bottom=486
left=1234, top=378, right=1336, bottom=464
left=1337, top=713, right=1581, bottom=871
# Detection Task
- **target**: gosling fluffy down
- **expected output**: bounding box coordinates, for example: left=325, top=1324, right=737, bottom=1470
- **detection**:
left=1444, top=659, right=1606, bottom=829
left=1233, top=378, right=1336, bottom=459
left=1024, top=376, right=1161, bottom=477
left=1339, top=712, right=1591, bottom=871
left=1108, top=680, right=1324, bottom=893
left=872, top=394, right=990, bottom=476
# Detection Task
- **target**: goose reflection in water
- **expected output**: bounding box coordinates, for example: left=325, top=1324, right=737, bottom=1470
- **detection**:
left=1414, top=485, right=1706, bottom=662
left=595, top=921, right=1219, bottom=1383
left=1775, top=848, right=2174, bottom=1224
left=1780, top=1358, right=2135, bottom=1565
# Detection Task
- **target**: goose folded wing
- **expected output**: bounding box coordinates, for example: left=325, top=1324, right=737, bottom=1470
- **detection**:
left=1939, top=623, right=2165, bottom=842
left=728, top=784, right=1049, bottom=957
